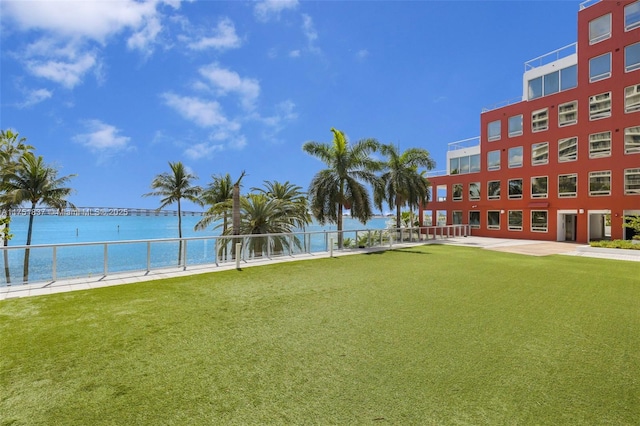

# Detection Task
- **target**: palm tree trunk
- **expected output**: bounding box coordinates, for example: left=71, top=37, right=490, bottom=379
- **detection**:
left=23, top=202, right=36, bottom=283
left=2, top=214, right=10, bottom=284
left=177, top=199, right=183, bottom=266
left=232, top=183, right=240, bottom=259
left=337, top=202, right=343, bottom=249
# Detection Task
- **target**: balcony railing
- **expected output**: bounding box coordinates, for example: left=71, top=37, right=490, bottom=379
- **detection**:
left=579, top=0, right=601, bottom=10
left=448, top=136, right=480, bottom=151
left=481, top=97, right=523, bottom=113
left=524, top=42, right=577, bottom=71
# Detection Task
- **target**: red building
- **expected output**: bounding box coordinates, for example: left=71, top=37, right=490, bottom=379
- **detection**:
left=421, top=0, right=640, bottom=244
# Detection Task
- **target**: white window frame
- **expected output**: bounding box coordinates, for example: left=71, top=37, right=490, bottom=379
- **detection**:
left=625, top=168, right=640, bottom=195
left=531, top=108, right=548, bottom=132
left=589, top=92, right=611, bottom=121
left=625, top=126, right=640, bottom=154
left=469, top=211, right=480, bottom=229
left=589, top=131, right=612, bottom=159
left=625, top=84, right=640, bottom=113
left=558, top=173, right=578, bottom=198
left=625, top=1, right=640, bottom=31
left=487, top=150, right=500, bottom=171
left=508, top=115, right=523, bottom=137
left=487, top=211, right=501, bottom=230
left=559, top=101, right=577, bottom=126
left=589, top=52, right=612, bottom=82
left=508, top=178, right=523, bottom=200
left=531, top=176, right=548, bottom=199
left=488, top=120, right=501, bottom=141
left=625, top=42, right=640, bottom=72
left=487, top=180, right=501, bottom=200
left=508, top=210, right=523, bottom=231
left=589, top=171, right=611, bottom=196
left=558, top=137, right=578, bottom=163
left=531, top=142, right=549, bottom=166
left=469, top=182, right=481, bottom=201
left=508, top=146, right=523, bottom=168
left=452, top=183, right=463, bottom=201
left=589, top=13, right=611, bottom=44
left=531, top=211, right=548, bottom=233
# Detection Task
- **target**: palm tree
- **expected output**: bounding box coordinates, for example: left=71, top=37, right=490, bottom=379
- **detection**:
left=3, top=153, right=75, bottom=282
left=375, top=144, right=435, bottom=230
left=0, top=130, right=34, bottom=284
left=143, top=161, right=202, bottom=265
left=303, top=128, right=382, bottom=248
left=251, top=180, right=311, bottom=230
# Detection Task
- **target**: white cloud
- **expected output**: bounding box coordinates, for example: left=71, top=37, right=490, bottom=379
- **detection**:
left=26, top=53, right=97, bottom=89
left=73, top=120, right=134, bottom=161
left=184, top=142, right=224, bottom=160
left=356, top=49, right=369, bottom=60
left=301, top=14, right=320, bottom=54
left=289, top=50, right=301, bottom=58
left=254, top=0, right=299, bottom=22
left=255, top=100, right=297, bottom=142
left=162, top=92, right=240, bottom=129
left=17, top=88, right=53, bottom=108
left=198, top=64, right=260, bottom=111
left=187, top=17, right=241, bottom=51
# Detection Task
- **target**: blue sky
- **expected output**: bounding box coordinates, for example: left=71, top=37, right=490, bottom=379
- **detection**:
left=1, top=0, right=581, bottom=212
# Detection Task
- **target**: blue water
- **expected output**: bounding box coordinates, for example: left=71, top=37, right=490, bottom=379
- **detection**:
left=1, top=215, right=393, bottom=285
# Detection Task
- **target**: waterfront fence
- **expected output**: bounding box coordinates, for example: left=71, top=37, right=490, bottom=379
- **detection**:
left=0, top=225, right=469, bottom=286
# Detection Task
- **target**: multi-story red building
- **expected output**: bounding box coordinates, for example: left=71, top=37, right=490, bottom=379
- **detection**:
left=421, top=0, right=640, bottom=244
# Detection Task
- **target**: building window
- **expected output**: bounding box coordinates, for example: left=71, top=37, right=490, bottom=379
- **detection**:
left=625, top=42, right=640, bottom=72
left=469, top=211, right=480, bottom=229
left=589, top=171, right=611, bottom=196
left=558, top=174, right=577, bottom=198
left=590, top=13, right=611, bottom=44
left=626, top=1, right=640, bottom=31
left=531, top=211, right=548, bottom=232
left=531, top=108, right=548, bottom=132
left=625, top=168, right=640, bottom=195
left=487, top=150, right=500, bottom=171
left=450, top=157, right=459, bottom=174
left=544, top=71, right=560, bottom=96
left=560, top=65, right=578, bottom=91
left=452, top=211, right=463, bottom=225
left=469, top=154, right=481, bottom=173
left=452, top=183, right=463, bottom=201
left=508, top=179, right=523, bottom=199
left=558, top=137, right=578, bottom=162
left=531, top=176, right=548, bottom=199
left=450, top=154, right=480, bottom=175
left=531, top=142, right=549, bottom=165
left=469, top=182, right=481, bottom=201
left=488, top=120, right=501, bottom=141
left=558, top=101, right=577, bottom=126
left=508, top=211, right=523, bottom=231
left=625, top=126, right=640, bottom=154
left=528, top=65, right=577, bottom=100
left=508, top=115, right=523, bottom=137
left=508, top=146, right=523, bottom=168
left=625, top=85, right=640, bottom=113
left=588, top=131, right=611, bottom=158
left=488, top=180, right=501, bottom=200
left=589, top=52, right=611, bottom=82
left=589, top=92, right=611, bottom=120
left=528, top=77, right=542, bottom=100
left=487, top=211, right=500, bottom=230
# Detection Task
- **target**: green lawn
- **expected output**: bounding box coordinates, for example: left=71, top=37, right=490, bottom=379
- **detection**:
left=1, top=245, right=639, bottom=425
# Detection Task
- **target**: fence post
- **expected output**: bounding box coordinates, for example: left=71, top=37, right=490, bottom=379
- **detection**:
left=330, top=237, right=334, bottom=258
left=52, top=246, right=57, bottom=282
left=147, top=242, right=151, bottom=272
left=235, top=242, right=242, bottom=270
left=103, top=244, right=108, bottom=276
left=182, top=240, right=187, bottom=270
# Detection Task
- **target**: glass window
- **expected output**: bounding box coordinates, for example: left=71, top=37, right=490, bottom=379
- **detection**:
left=559, top=101, right=577, bottom=126
left=589, top=92, right=611, bottom=120
left=459, top=156, right=470, bottom=174
left=528, top=77, right=542, bottom=100
left=589, top=14, right=611, bottom=44
left=531, top=108, right=548, bottom=132
left=531, top=211, right=548, bottom=232
left=469, top=154, right=481, bottom=173
left=625, top=168, right=640, bottom=195
left=625, top=1, right=640, bottom=31
left=560, top=65, right=577, bottom=91
left=589, top=171, right=611, bottom=196
left=508, top=178, right=523, bottom=199
left=450, top=157, right=460, bottom=174
left=625, top=84, right=640, bottom=113
left=508, top=146, right=523, bottom=168
left=508, top=115, right=523, bottom=137
left=531, top=142, right=549, bottom=166
left=625, top=42, right=640, bottom=72
left=589, top=131, right=611, bottom=158
left=487, top=150, right=500, bottom=171
left=558, top=174, right=577, bottom=198
left=625, top=126, right=640, bottom=154
left=488, top=120, right=501, bottom=141
left=452, top=184, right=463, bottom=201
left=487, top=211, right=500, bottom=230
left=469, top=182, right=481, bottom=200
left=488, top=180, right=501, bottom=200
left=508, top=211, right=523, bottom=231
left=559, top=137, right=578, bottom=162
left=531, top=176, right=548, bottom=199
left=452, top=211, right=463, bottom=225
left=469, top=211, right=480, bottom=229
left=590, top=53, right=611, bottom=82
left=544, top=71, right=560, bottom=96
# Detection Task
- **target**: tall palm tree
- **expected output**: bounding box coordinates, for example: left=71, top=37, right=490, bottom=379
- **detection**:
left=3, top=153, right=75, bottom=282
left=375, top=144, right=435, bottom=229
left=251, top=180, right=311, bottom=230
left=143, top=161, right=202, bottom=265
left=303, top=128, right=382, bottom=248
left=0, top=130, right=34, bottom=284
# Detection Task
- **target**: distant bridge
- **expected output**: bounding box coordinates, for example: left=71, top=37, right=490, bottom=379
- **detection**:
left=3, top=207, right=206, bottom=217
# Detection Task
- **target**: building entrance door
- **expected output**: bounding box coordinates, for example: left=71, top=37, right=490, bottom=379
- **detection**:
left=564, top=214, right=577, bottom=241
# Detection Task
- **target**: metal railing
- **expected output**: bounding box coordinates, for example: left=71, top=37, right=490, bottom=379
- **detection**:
left=448, top=136, right=480, bottom=151
left=0, top=226, right=470, bottom=286
left=524, top=42, right=577, bottom=71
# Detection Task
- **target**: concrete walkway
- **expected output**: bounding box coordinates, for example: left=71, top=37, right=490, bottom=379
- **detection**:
left=1, top=237, right=638, bottom=300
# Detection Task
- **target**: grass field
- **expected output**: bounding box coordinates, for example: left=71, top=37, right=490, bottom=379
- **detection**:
left=1, top=245, right=639, bottom=425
